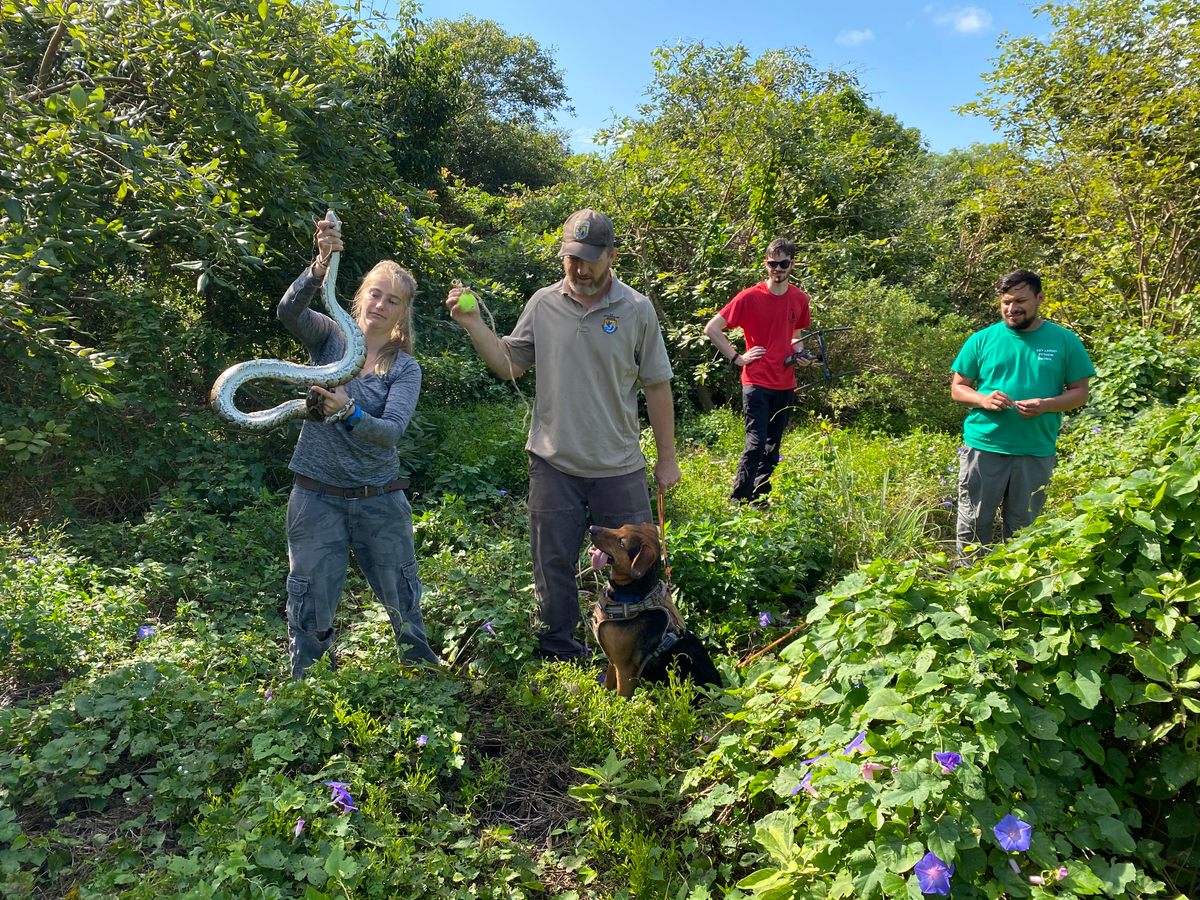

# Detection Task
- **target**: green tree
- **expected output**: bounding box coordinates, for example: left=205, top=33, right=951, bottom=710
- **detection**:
left=889, top=144, right=1062, bottom=321
left=575, top=43, right=924, bottom=408
left=967, top=0, right=1200, bottom=334
left=0, top=0, right=464, bottom=515
left=416, top=16, right=572, bottom=192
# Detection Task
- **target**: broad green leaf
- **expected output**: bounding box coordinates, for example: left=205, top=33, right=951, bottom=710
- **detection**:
left=323, top=841, right=358, bottom=880
left=68, top=83, right=89, bottom=113
left=861, top=686, right=908, bottom=722
left=1094, top=816, right=1136, bottom=854
left=754, top=810, right=799, bottom=864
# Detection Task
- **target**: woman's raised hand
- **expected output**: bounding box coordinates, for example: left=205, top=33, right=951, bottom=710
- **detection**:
left=314, top=218, right=344, bottom=269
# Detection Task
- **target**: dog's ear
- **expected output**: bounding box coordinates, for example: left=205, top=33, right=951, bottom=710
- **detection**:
left=628, top=533, right=660, bottom=579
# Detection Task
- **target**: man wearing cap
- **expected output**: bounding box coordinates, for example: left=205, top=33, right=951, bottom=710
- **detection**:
left=704, top=237, right=816, bottom=503
left=446, top=209, right=681, bottom=662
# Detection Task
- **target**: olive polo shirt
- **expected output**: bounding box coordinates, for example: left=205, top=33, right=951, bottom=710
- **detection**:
left=503, top=277, right=674, bottom=478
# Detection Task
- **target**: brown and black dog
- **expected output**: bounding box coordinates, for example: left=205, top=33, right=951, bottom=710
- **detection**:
left=588, top=523, right=721, bottom=699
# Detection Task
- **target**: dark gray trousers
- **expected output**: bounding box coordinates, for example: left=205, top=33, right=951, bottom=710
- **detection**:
left=956, top=445, right=1056, bottom=559
left=527, top=453, right=653, bottom=659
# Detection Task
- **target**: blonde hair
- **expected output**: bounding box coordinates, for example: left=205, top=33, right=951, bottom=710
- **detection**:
left=352, top=261, right=417, bottom=374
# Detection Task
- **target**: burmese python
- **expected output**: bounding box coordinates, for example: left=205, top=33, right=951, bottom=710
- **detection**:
left=209, top=210, right=366, bottom=430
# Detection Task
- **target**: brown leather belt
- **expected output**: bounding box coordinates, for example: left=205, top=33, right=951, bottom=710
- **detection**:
left=293, top=474, right=410, bottom=498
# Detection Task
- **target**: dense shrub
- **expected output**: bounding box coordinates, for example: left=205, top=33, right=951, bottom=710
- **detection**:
left=1073, top=329, right=1200, bottom=427
left=0, top=533, right=149, bottom=682
left=679, top=399, right=1200, bottom=898
left=819, top=279, right=973, bottom=432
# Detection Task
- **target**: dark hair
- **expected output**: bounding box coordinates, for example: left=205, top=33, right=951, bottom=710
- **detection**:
left=766, top=237, right=796, bottom=259
left=996, top=269, right=1042, bottom=295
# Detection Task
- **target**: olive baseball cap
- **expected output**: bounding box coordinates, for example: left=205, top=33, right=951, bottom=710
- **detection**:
left=558, top=208, right=615, bottom=262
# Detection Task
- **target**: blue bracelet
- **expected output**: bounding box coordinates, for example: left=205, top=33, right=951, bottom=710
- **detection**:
left=343, top=406, right=364, bottom=432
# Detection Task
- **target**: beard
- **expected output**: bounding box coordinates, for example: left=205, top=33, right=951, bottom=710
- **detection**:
left=569, top=278, right=604, bottom=297
left=1005, top=316, right=1034, bottom=331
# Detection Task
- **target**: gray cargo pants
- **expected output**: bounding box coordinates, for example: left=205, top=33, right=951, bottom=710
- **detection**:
left=527, top=453, right=653, bottom=660
left=956, top=445, right=1056, bottom=559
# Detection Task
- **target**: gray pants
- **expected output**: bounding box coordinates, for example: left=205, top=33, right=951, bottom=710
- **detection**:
left=285, top=485, right=438, bottom=678
left=956, top=445, right=1056, bottom=558
left=527, top=453, right=653, bottom=659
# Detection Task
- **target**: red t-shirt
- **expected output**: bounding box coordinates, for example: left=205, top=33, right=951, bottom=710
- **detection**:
left=719, top=282, right=812, bottom=389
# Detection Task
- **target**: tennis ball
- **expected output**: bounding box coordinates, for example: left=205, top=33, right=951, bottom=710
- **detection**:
left=457, top=292, right=477, bottom=313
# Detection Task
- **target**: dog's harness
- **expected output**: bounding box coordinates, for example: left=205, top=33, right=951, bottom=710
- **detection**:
left=591, top=579, right=686, bottom=679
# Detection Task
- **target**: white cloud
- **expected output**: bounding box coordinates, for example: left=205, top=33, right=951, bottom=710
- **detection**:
left=836, top=28, right=875, bottom=47
left=925, top=5, right=993, bottom=34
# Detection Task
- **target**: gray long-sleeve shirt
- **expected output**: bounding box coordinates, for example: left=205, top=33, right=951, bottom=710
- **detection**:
left=277, top=265, right=420, bottom=487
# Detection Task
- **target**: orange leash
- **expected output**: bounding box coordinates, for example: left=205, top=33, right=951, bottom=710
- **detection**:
left=657, top=491, right=671, bottom=592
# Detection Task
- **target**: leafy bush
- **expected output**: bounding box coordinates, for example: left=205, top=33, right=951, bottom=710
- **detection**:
left=1073, top=329, right=1200, bottom=426
left=0, top=533, right=149, bottom=682
left=411, top=400, right=531, bottom=503
left=820, top=279, right=973, bottom=432
left=677, top=399, right=1200, bottom=898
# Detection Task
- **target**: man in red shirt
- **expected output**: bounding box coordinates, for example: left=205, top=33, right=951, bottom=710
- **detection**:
left=704, top=237, right=815, bottom=502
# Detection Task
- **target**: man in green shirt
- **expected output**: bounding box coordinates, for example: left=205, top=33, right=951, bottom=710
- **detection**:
left=950, top=270, right=1096, bottom=558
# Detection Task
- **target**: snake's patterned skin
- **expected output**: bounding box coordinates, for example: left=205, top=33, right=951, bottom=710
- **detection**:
left=209, top=210, right=366, bottom=430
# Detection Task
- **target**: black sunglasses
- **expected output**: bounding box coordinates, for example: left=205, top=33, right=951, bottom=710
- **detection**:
left=766, top=259, right=793, bottom=270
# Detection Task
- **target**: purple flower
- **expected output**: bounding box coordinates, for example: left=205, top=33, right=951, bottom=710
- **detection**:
left=416, top=734, right=427, bottom=748
left=482, top=620, right=496, bottom=636
left=914, top=851, right=954, bottom=895
left=758, top=611, right=773, bottom=627
left=798, top=770, right=818, bottom=797
left=842, top=731, right=867, bottom=755
left=994, top=814, right=1032, bottom=852
left=323, top=781, right=358, bottom=813
left=293, top=818, right=305, bottom=838
left=1056, top=866, right=1069, bottom=881
left=1091, top=426, right=1101, bottom=434
left=941, top=500, right=953, bottom=510
left=801, top=751, right=830, bottom=766
left=264, top=689, right=273, bottom=701
left=1029, top=875, right=1046, bottom=885
left=25, top=556, right=38, bottom=564
left=136, top=624, right=156, bottom=640
left=1009, top=858, right=1021, bottom=875
left=498, top=489, right=508, bottom=495
left=933, top=751, right=962, bottom=774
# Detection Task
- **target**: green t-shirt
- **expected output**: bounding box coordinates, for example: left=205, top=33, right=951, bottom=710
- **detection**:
left=951, top=320, right=1095, bottom=457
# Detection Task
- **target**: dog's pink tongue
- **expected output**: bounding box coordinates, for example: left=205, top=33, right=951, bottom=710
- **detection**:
left=589, top=547, right=610, bottom=571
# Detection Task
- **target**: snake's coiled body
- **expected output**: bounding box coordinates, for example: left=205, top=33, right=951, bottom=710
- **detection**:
left=210, top=210, right=366, bottom=430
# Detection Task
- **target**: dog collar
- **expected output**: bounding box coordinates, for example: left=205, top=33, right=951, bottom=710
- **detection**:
left=604, top=579, right=668, bottom=606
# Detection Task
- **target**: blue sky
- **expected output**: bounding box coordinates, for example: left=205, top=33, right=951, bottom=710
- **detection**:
left=371, top=1, right=1048, bottom=154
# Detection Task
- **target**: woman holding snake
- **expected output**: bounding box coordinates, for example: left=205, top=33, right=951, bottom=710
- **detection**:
left=277, top=215, right=439, bottom=678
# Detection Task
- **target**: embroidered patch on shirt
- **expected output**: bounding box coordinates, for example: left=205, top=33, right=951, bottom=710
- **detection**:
left=603, top=316, right=618, bottom=334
